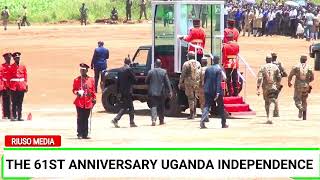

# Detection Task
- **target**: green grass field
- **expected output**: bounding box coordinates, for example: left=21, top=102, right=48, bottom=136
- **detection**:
left=1, top=0, right=319, bottom=23
left=0, top=0, right=151, bottom=23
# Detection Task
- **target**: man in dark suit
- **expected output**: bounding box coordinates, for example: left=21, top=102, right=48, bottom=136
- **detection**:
left=91, top=41, right=109, bottom=93
left=111, top=57, right=137, bottom=128
left=145, top=59, right=172, bottom=126
left=200, top=56, right=228, bottom=129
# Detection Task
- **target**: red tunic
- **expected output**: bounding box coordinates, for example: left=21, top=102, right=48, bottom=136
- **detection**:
left=222, top=41, right=240, bottom=69
left=1, top=63, right=11, bottom=90
left=184, top=27, right=206, bottom=55
left=223, top=27, right=239, bottom=43
left=0, top=66, right=5, bottom=91
left=9, top=63, right=28, bottom=91
left=73, top=76, right=96, bottom=109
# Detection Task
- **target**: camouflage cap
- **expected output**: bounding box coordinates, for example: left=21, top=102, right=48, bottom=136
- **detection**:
left=300, top=55, right=307, bottom=60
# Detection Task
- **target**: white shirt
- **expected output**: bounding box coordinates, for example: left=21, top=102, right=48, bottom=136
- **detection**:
left=305, top=12, right=315, bottom=25
left=289, top=9, right=297, bottom=19
left=296, top=23, right=304, bottom=34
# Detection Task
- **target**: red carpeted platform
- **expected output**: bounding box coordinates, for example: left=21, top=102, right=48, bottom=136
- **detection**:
left=223, top=96, right=255, bottom=116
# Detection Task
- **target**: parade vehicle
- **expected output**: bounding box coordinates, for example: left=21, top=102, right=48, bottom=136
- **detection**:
left=101, top=0, right=255, bottom=117
left=309, top=43, right=320, bottom=71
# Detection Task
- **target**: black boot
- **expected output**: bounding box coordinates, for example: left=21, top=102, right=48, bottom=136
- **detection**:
left=298, top=109, right=303, bottom=119
left=111, top=119, right=120, bottom=128
left=303, top=110, right=307, bottom=120
left=129, top=114, right=137, bottom=127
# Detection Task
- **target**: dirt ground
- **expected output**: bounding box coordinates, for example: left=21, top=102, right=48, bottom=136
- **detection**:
left=0, top=24, right=319, bottom=148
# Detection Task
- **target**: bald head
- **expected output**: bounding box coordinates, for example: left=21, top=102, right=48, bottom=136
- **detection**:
left=155, top=59, right=162, bottom=68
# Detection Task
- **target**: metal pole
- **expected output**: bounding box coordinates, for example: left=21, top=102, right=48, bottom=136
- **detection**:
left=210, top=4, right=213, bottom=59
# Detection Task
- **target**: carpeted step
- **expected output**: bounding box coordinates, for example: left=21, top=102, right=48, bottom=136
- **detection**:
left=223, top=96, right=244, bottom=104
left=224, top=104, right=250, bottom=112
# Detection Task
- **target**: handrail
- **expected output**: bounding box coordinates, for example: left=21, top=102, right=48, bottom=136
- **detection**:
left=187, top=42, right=257, bottom=80
left=238, top=54, right=257, bottom=78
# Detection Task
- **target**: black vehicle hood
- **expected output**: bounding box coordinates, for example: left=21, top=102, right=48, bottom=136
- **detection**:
left=107, top=68, right=121, bottom=73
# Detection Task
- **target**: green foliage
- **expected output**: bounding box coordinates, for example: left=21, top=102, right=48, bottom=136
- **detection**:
left=0, top=0, right=151, bottom=23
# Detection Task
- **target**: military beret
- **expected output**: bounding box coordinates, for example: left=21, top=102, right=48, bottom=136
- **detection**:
left=2, top=52, right=12, bottom=58
left=271, top=52, right=277, bottom=57
left=12, top=52, right=21, bottom=58
left=79, top=63, right=90, bottom=69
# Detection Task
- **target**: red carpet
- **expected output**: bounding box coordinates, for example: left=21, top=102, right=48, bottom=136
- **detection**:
left=224, top=96, right=255, bottom=116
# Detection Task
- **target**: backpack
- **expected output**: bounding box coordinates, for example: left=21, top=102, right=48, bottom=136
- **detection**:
left=1, top=10, right=9, bottom=19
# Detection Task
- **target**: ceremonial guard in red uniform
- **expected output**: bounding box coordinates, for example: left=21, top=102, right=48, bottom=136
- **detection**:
left=222, top=34, right=240, bottom=96
left=181, top=19, right=206, bottom=62
left=73, top=63, right=96, bottom=139
left=9, top=52, right=27, bottom=121
left=223, top=19, right=239, bottom=43
left=1, top=52, right=12, bottom=119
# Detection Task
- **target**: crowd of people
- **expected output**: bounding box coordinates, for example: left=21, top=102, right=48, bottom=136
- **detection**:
left=225, top=0, right=320, bottom=40
left=1, top=5, right=30, bottom=30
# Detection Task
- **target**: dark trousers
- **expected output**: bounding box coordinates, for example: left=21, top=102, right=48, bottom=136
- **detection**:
left=290, top=19, right=297, bottom=37
left=150, top=96, right=165, bottom=123
left=76, top=107, right=91, bottom=138
left=126, top=7, right=132, bottom=20
left=80, top=17, right=87, bottom=25
left=94, top=69, right=105, bottom=93
left=11, top=91, right=25, bottom=119
left=21, top=16, right=30, bottom=26
left=139, top=5, right=147, bottom=20
left=225, top=68, right=238, bottom=96
left=201, top=93, right=226, bottom=126
left=2, top=90, right=11, bottom=118
left=114, top=94, right=135, bottom=124
left=196, top=54, right=203, bottom=63
left=236, top=21, right=242, bottom=32
left=201, top=14, right=208, bottom=28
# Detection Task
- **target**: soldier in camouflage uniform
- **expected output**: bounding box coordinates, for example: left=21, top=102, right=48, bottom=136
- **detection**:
left=271, top=52, right=287, bottom=117
left=79, top=3, right=88, bottom=26
left=257, top=55, right=282, bottom=124
left=178, top=52, right=201, bottom=119
left=288, top=55, right=314, bottom=120
left=199, top=57, right=208, bottom=115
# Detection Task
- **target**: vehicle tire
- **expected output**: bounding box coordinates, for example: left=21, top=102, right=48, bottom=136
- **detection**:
left=164, top=87, right=181, bottom=117
left=102, top=84, right=121, bottom=113
left=315, top=52, right=320, bottom=71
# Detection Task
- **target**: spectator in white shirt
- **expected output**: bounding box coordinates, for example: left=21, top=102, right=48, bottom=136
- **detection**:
left=289, top=8, right=298, bottom=37
left=305, top=10, right=315, bottom=40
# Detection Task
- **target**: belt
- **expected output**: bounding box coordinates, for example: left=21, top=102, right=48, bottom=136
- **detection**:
left=227, top=55, right=237, bottom=59
left=10, top=78, right=25, bottom=82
